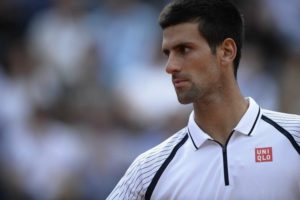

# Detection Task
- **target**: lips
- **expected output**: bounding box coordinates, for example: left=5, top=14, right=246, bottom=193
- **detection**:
left=172, top=77, right=189, bottom=88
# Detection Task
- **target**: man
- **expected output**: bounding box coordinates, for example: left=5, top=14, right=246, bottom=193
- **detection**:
left=107, top=0, right=300, bottom=199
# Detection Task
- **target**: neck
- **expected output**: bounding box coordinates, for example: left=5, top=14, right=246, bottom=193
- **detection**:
left=193, top=81, right=248, bottom=145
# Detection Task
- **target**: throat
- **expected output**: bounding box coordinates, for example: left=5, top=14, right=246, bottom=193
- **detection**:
left=193, top=97, right=249, bottom=146
left=207, top=129, right=233, bottom=146
left=194, top=112, right=235, bottom=145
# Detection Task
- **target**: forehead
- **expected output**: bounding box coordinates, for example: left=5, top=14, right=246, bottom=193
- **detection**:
left=162, top=22, right=207, bottom=49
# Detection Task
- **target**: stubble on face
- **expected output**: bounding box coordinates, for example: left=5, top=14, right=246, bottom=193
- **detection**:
left=174, top=67, right=221, bottom=105
left=176, top=86, right=199, bottom=104
left=174, top=76, right=201, bottom=104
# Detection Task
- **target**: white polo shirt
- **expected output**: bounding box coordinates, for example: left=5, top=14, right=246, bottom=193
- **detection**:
left=107, top=98, right=300, bottom=200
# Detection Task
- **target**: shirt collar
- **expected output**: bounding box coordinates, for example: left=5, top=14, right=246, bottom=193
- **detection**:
left=234, top=97, right=261, bottom=136
left=187, top=97, right=261, bottom=150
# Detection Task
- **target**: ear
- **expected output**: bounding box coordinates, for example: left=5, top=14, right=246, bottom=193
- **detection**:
left=217, top=38, right=237, bottom=66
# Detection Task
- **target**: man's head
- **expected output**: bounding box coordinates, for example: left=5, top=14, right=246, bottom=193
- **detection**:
left=159, top=0, right=244, bottom=78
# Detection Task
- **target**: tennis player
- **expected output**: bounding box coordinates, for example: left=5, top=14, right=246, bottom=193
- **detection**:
left=107, top=0, right=300, bottom=199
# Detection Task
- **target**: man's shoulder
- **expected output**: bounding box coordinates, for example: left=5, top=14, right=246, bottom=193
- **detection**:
left=262, top=109, right=300, bottom=126
left=107, top=127, right=189, bottom=199
left=261, top=109, right=300, bottom=153
left=136, top=127, right=188, bottom=165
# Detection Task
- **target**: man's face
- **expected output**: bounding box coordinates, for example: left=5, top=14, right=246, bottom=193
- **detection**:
left=162, top=22, right=222, bottom=104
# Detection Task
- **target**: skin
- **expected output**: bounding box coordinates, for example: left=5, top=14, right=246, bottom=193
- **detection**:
left=162, top=22, right=248, bottom=145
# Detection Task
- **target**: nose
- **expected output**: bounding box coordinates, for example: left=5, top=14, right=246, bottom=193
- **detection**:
left=165, top=54, right=181, bottom=74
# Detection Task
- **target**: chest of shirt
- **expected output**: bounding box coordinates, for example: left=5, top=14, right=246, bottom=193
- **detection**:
left=151, top=132, right=300, bottom=200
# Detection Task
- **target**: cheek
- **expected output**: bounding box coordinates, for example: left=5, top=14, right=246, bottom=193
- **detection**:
left=186, top=52, right=219, bottom=76
left=191, top=63, right=220, bottom=86
left=202, top=57, right=220, bottom=79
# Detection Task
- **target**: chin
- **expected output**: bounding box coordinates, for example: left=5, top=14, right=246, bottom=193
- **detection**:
left=177, top=96, right=193, bottom=105
left=176, top=90, right=197, bottom=104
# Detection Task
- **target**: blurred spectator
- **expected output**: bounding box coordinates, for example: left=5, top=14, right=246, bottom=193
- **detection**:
left=85, top=0, right=160, bottom=89
left=0, top=39, right=35, bottom=127
left=27, top=0, right=93, bottom=86
left=0, top=0, right=49, bottom=68
left=2, top=107, right=87, bottom=200
left=0, top=38, right=87, bottom=199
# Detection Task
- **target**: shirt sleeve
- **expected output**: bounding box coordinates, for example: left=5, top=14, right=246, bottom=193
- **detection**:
left=106, top=157, right=145, bottom=200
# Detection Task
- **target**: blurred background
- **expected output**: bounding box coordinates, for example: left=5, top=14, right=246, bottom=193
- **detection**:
left=0, top=0, right=299, bottom=199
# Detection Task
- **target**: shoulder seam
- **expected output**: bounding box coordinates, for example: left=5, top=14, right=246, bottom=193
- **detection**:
left=262, top=115, right=300, bottom=155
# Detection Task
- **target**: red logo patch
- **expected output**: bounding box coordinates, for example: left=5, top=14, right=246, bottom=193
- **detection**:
left=255, top=147, right=273, bottom=162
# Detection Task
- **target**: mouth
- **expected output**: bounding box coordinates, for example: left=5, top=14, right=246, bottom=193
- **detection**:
left=172, top=77, right=189, bottom=88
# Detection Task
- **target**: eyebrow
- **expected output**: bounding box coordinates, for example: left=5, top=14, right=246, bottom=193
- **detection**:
left=162, top=42, right=194, bottom=52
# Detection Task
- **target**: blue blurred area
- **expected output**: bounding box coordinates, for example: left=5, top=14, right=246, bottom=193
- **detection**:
left=0, top=0, right=300, bottom=199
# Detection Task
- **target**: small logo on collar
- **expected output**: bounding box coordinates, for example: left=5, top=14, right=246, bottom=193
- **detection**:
left=255, top=147, right=273, bottom=162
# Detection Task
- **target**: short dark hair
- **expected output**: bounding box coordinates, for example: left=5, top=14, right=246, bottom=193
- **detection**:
left=159, top=0, right=244, bottom=78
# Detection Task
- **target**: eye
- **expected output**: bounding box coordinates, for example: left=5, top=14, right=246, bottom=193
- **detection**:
left=162, top=49, right=170, bottom=57
left=178, top=45, right=190, bottom=55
